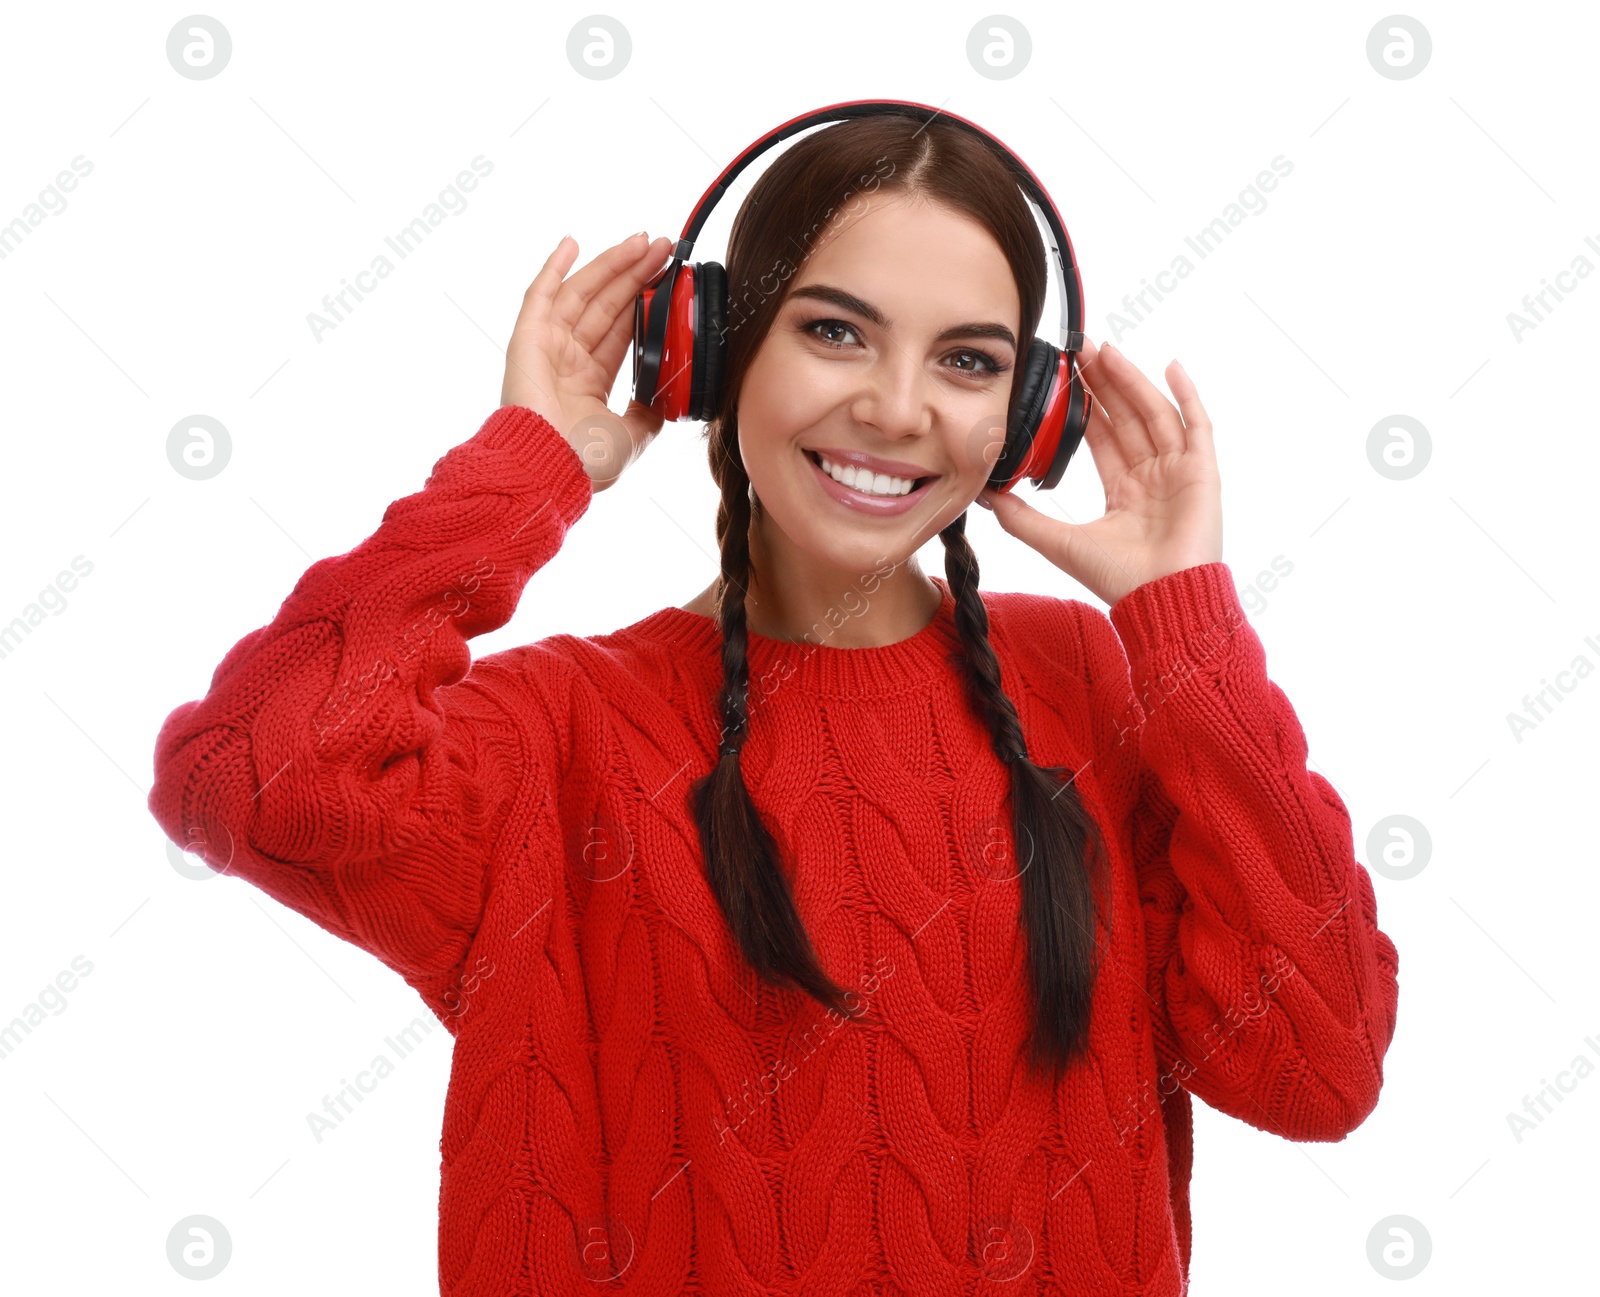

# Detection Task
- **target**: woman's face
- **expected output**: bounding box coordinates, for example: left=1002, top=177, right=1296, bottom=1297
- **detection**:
left=735, top=194, right=1021, bottom=584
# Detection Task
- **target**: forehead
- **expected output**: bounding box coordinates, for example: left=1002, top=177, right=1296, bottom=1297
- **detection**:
left=792, top=195, right=1020, bottom=321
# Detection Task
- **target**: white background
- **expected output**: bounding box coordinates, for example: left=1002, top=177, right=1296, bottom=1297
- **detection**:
left=1, top=1, right=1596, bottom=1292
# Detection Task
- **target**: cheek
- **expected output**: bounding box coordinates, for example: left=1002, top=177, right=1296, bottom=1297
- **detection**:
left=945, top=407, right=1007, bottom=498
left=737, top=344, right=838, bottom=477
left=745, top=334, right=849, bottom=416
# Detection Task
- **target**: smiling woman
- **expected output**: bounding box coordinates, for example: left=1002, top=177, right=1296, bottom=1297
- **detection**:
left=150, top=103, right=1398, bottom=1297
left=621, top=119, right=1141, bottom=1112
left=672, top=119, right=1118, bottom=1094
left=702, top=130, right=1045, bottom=646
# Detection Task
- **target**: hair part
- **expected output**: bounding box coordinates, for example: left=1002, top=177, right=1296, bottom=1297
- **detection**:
left=687, top=110, right=1111, bottom=1082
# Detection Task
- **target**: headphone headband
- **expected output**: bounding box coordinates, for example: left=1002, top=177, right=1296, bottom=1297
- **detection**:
left=668, top=98, right=1084, bottom=352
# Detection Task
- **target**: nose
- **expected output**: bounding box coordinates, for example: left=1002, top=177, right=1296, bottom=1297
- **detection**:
left=848, top=347, right=935, bottom=442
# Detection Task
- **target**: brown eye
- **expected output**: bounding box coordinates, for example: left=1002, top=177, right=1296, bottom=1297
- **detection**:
left=801, top=318, right=862, bottom=348
left=949, top=348, right=1007, bottom=376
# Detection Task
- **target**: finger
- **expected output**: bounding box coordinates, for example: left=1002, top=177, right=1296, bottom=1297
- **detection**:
left=1077, top=339, right=1157, bottom=462
left=1075, top=367, right=1132, bottom=484
left=980, top=484, right=1143, bottom=597
left=979, top=485, right=1068, bottom=566
left=552, top=231, right=657, bottom=328
left=1100, top=344, right=1186, bottom=456
left=572, top=236, right=673, bottom=356
left=1165, top=359, right=1214, bottom=459
left=621, top=395, right=666, bottom=450
left=522, top=234, right=581, bottom=312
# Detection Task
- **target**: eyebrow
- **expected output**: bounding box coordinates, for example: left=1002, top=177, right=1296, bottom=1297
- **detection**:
left=787, top=283, right=1018, bottom=351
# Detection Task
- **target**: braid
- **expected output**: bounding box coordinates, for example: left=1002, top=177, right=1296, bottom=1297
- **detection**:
left=688, top=418, right=854, bottom=1016
left=708, top=432, right=756, bottom=760
left=937, top=511, right=1029, bottom=765
left=939, top=508, right=1114, bottom=1081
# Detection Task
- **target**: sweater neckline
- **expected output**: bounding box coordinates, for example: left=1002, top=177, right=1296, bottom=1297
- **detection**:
left=634, top=575, right=965, bottom=697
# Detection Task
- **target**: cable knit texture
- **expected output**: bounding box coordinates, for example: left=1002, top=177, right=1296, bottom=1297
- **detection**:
left=149, top=405, right=1400, bottom=1296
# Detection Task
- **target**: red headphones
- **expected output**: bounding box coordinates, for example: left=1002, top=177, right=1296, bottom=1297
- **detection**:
left=631, top=98, right=1092, bottom=492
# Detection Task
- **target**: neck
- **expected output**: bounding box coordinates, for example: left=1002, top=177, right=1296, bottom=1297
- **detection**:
left=726, top=510, right=944, bottom=649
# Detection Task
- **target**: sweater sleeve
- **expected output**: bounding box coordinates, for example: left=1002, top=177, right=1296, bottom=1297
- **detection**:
left=1085, top=561, right=1399, bottom=1143
left=148, top=405, right=593, bottom=1023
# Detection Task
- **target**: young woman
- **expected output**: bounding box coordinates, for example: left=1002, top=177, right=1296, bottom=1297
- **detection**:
left=150, top=112, right=1399, bottom=1295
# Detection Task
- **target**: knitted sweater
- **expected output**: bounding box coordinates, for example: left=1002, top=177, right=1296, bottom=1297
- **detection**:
left=148, top=404, right=1400, bottom=1297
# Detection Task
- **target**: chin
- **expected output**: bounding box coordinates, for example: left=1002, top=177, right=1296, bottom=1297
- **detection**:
left=811, top=514, right=938, bottom=581
left=798, top=525, right=897, bottom=574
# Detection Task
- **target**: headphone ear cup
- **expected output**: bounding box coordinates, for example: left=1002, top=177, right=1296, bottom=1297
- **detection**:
left=691, top=260, right=727, bottom=423
left=991, top=338, right=1058, bottom=489
left=634, top=262, right=675, bottom=415
left=1044, top=353, right=1093, bottom=490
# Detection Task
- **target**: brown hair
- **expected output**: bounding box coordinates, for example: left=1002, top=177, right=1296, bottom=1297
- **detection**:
left=687, top=110, right=1111, bottom=1083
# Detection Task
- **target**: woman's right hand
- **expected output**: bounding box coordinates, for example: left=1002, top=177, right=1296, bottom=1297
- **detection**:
left=502, top=232, right=677, bottom=492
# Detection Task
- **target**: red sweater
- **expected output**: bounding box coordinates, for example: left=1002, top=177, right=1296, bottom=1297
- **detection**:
left=149, top=405, right=1399, bottom=1296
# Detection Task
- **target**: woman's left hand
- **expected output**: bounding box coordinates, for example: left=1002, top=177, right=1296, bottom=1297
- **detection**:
left=977, top=339, right=1223, bottom=607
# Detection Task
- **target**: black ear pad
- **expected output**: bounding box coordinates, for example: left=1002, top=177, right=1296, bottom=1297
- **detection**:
left=690, top=260, right=728, bottom=422
left=990, top=337, right=1059, bottom=488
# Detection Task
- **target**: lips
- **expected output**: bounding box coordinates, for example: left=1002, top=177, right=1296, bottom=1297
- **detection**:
left=805, top=446, right=938, bottom=483
left=805, top=447, right=937, bottom=516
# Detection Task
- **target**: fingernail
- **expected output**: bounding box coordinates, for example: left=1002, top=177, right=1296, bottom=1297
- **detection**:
left=976, top=493, right=993, bottom=511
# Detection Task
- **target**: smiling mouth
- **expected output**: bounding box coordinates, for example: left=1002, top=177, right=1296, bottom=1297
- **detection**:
left=804, top=448, right=936, bottom=496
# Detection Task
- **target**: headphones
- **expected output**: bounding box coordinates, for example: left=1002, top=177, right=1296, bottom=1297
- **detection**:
left=631, top=98, right=1092, bottom=492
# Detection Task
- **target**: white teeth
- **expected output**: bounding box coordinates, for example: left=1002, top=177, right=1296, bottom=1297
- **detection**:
left=815, top=453, right=917, bottom=497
